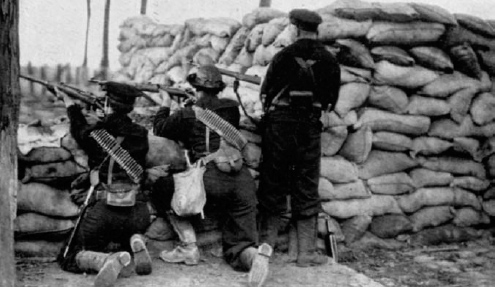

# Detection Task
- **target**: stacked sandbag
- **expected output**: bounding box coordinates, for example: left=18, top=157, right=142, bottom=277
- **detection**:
left=114, top=0, right=495, bottom=249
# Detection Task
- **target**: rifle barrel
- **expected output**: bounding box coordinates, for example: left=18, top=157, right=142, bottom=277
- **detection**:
left=216, top=67, right=262, bottom=85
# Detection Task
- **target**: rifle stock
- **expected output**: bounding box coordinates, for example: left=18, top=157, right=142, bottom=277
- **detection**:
left=20, top=74, right=104, bottom=110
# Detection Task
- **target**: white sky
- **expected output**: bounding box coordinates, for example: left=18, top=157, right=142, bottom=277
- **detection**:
left=19, top=0, right=495, bottom=70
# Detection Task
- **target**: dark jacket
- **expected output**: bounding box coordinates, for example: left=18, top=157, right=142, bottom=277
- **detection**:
left=153, top=96, right=240, bottom=162
left=261, top=38, right=340, bottom=112
left=67, top=105, right=149, bottom=183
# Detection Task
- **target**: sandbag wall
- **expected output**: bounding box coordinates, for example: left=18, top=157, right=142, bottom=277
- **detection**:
left=116, top=0, right=495, bottom=248
left=15, top=123, right=89, bottom=257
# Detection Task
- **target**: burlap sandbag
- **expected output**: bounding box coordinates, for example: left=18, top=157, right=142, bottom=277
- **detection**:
left=409, top=224, right=482, bottom=246
left=333, top=0, right=418, bottom=23
left=370, top=46, right=415, bottom=67
left=373, top=60, right=439, bottom=89
left=19, top=147, right=72, bottom=164
left=409, top=168, right=454, bottom=188
left=450, top=176, right=490, bottom=192
left=372, top=131, right=412, bottom=152
left=209, top=35, right=230, bottom=53
left=476, top=50, right=495, bottom=76
left=321, top=126, right=348, bottom=156
left=335, top=82, right=371, bottom=117
left=410, top=206, right=455, bottom=232
left=452, top=137, right=481, bottom=162
left=409, top=46, right=454, bottom=73
left=246, top=24, right=266, bottom=52
left=318, top=15, right=372, bottom=41
left=18, top=182, right=79, bottom=218
left=218, top=27, right=250, bottom=67
left=442, top=25, right=495, bottom=51
left=484, top=187, right=495, bottom=200
left=366, top=172, right=415, bottom=195
left=262, top=17, right=288, bottom=47
left=341, top=215, right=372, bottom=246
left=428, top=116, right=475, bottom=139
left=406, top=95, right=450, bottom=117
left=318, top=178, right=370, bottom=201
left=410, top=136, right=453, bottom=158
left=242, top=7, right=287, bottom=29
left=23, top=160, right=87, bottom=184
left=368, top=85, right=408, bottom=114
left=15, top=240, right=64, bottom=258
left=320, top=156, right=359, bottom=184
left=453, top=207, right=490, bottom=227
left=478, top=137, right=495, bottom=160
left=358, top=150, right=417, bottom=179
left=193, top=47, right=220, bottom=66
left=253, top=44, right=281, bottom=66
left=449, top=43, right=483, bottom=80
left=397, top=187, right=481, bottom=213
left=455, top=13, right=495, bottom=38
left=417, top=156, right=486, bottom=179
left=470, top=92, right=495, bottom=126
left=340, top=65, right=372, bottom=84
left=336, top=39, right=375, bottom=70
left=15, top=212, right=74, bottom=238
left=234, top=47, right=254, bottom=68
left=356, top=108, right=431, bottom=136
left=322, top=195, right=403, bottom=219
left=366, top=22, right=445, bottom=46
left=486, top=155, right=495, bottom=178
left=482, top=200, right=495, bottom=216
left=186, top=17, right=241, bottom=38
left=419, top=71, right=480, bottom=98
left=148, top=34, right=174, bottom=48
left=146, top=135, right=186, bottom=170
left=339, top=125, right=372, bottom=164
left=141, top=47, right=172, bottom=66
left=408, top=3, right=457, bottom=25
left=272, top=24, right=296, bottom=48
left=370, top=214, right=413, bottom=239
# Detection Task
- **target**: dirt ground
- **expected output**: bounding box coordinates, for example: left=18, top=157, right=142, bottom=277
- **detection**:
left=16, top=236, right=495, bottom=287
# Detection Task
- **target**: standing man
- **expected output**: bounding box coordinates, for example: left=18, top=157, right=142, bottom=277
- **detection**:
left=56, top=82, right=153, bottom=287
left=258, top=9, right=340, bottom=267
left=152, top=64, right=271, bottom=287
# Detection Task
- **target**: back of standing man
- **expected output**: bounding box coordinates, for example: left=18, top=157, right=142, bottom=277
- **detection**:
left=257, top=8, right=340, bottom=267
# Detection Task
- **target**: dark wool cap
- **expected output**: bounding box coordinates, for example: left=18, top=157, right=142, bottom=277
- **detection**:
left=289, top=9, right=322, bottom=32
left=101, top=81, right=145, bottom=108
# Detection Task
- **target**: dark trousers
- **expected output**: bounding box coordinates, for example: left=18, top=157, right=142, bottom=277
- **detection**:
left=57, top=201, right=151, bottom=273
left=150, top=163, right=258, bottom=271
left=258, top=109, right=322, bottom=219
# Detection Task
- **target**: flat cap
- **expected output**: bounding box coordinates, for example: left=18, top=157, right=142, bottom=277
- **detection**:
left=101, top=81, right=145, bottom=108
left=289, top=9, right=322, bottom=32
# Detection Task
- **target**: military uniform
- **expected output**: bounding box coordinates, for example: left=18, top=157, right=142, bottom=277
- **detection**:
left=258, top=9, right=341, bottom=267
left=57, top=82, right=152, bottom=285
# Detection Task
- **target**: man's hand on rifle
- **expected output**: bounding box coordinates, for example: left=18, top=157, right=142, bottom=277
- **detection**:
left=159, top=90, right=172, bottom=108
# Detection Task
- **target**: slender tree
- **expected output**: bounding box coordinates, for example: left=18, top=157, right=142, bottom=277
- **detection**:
left=83, top=0, right=91, bottom=67
left=0, top=0, right=20, bottom=286
left=259, top=0, right=272, bottom=7
left=100, top=0, right=111, bottom=79
left=140, top=0, right=148, bottom=15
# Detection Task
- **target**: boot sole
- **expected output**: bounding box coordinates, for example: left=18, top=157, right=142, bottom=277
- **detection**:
left=94, top=252, right=131, bottom=287
left=248, top=243, right=272, bottom=287
left=131, top=238, right=152, bottom=275
left=159, top=249, right=200, bottom=265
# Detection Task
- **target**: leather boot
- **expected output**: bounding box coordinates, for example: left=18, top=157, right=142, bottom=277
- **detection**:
left=259, top=212, right=280, bottom=249
left=296, top=216, right=328, bottom=267
left=76, top=251, right=131, bottom=287
left=240, top=243, right=272, bottom=287
left=159, top=212, right=200, bottom=265
left=130, top=234, right=152, bottom=275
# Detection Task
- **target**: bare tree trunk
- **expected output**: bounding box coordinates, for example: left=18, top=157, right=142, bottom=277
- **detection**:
left=0, top=1, right=20, bottom=286
left=83, top=0, right=91, bottom=67
left=100, top=0, right=111, bottom=80
left=259, top=0, right=271, bottom=7
left=140, top=0, right=148, bottom=15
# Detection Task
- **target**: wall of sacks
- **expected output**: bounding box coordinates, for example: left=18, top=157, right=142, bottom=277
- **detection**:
left=15, top=0, right=495, bottom=257
left=116, top=0, right=495, bottom=247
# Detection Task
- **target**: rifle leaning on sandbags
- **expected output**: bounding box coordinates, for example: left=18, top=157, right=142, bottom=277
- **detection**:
left=20, top=74, right=105, bottom=111
left=89, top=79, right=196, bottom=105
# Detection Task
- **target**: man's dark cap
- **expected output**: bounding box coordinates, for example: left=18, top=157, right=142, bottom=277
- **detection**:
left=289, top=9, right=322, bottom=32
left=101, top=81, right=145, bottom=108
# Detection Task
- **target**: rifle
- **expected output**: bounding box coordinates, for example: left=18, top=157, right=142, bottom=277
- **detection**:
left=216, top=67, right=262, bottom=85
left=89, top=79, right=195, bottom=105
left=20, top=74, right=104, bottom=111
left=63, top=170, right=99, bottom=258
